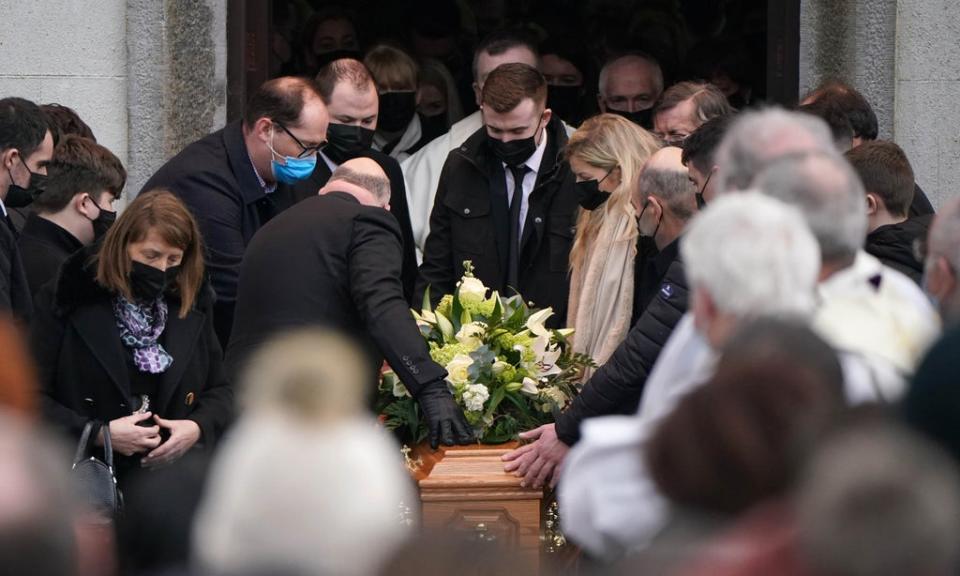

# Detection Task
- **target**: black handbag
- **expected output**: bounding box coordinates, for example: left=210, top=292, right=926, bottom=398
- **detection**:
left=72, top=420, right=123, bottom=518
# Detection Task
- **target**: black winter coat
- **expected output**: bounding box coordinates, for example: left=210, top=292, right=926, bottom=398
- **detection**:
left=141, top=121, right=304, bottom=346
left=17, top=213, right=82, bottom=295
left=0, top=213, right=32, bottom=322
left=31, top=246, right=233, bottom=451
left=910, top=183, right=935, bottom=218
left=287, top=150, right=419, bottom=302
left=416, top=117, right=579, bottom=326
left=225, top=192, right=446, bottom=395
left=865, top=215, right=932, bottom=286
left=555, top=239, right=689, bottom=445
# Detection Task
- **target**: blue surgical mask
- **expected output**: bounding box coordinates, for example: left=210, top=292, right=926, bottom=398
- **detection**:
left=268, top=131, right=317, bottom=184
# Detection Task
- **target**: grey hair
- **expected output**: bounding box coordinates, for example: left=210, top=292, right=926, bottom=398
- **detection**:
left=754, top=151, right=868, bottom=263
left=929, top=196, right=960, bottom=273
left=329, top=165, right=391, bottom=204
left=715, top=107, right=837, bottom=193
left=598, top=53, right=664, bottom=98
left=637, top=167, right=697, bottom=221
left=797, top=422, right=960, bottom=576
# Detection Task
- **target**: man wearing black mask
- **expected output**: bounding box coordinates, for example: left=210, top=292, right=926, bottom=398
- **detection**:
left=287, top=58, right=419, bottom=302
left=0, top=97, right=53, bottom=322
left=417, top=63, right=579, bottom=327
left=597, top=53, right=664, bottom=130
left=19, top=135, right=125, bottom=294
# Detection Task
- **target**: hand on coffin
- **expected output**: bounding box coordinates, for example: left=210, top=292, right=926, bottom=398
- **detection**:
left=501, top=423, right=570, bottom=489
left=417, top=380, right=476, bottom=449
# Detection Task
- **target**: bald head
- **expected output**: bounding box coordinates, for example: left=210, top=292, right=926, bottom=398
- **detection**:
left=645, top=146, right=686, bottom=173
left=637, top=146, right=696, bottom=223
left=324, top=157, right=391, bottom=207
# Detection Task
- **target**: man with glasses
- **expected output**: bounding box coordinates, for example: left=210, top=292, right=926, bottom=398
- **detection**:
left=143, top=76, right=329, bottom=345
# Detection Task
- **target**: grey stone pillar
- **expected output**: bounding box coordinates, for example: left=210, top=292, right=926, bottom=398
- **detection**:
left=126, top=0, right=227, bottom=197
left=895, top=0, right=960, bottom=209
left=799, top=0, right=898, bottom=139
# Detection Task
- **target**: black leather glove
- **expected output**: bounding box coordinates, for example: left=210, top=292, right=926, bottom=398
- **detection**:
left=417, top=381, right=475, bottom=449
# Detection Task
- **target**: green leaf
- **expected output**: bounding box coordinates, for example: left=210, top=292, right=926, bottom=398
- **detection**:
left=451, top=292, right=464, bottom=332
left=435, top=311, right=455, bottom=342
left=484, top=385, right=507, bottom=419
left=461, top=308, right=472, bottom=326
left=489, top=292, right=503, bottom=325
left=421, top=285, right=432, bottom=315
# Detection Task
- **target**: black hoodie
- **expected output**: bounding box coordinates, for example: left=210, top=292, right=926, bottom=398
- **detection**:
left=865, top=215, right=932, bottom=285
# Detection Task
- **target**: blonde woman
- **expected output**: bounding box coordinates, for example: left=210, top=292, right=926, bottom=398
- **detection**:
left=565, top=114, right=661, bottom=377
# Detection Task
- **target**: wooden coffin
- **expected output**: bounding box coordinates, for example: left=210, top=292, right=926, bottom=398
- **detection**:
left=413, top=442, right=544, bottom=571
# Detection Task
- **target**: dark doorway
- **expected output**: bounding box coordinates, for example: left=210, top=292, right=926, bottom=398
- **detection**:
left=227, top=0, right=801, bottom=122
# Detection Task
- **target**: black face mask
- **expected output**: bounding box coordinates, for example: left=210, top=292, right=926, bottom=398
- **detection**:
left=86, top=196, right=116, bottom=241
left=607, top=107, right=654, bottom=130
left=696, top=170, right=713, bottom=210
left=324, top=123, right=376, bottom=165
left=378, top=91, right=417, bottom=133
left=418, top=112, right=447, bottom=143
left=547, top=85, right=583, bottom=125
left=487, top=116, right=544, bottom=167
left=575, top=166, right=615, bottom=210
left=5, top=157, right=47, bottom=208
left=130, top=261, right=180, bottom=302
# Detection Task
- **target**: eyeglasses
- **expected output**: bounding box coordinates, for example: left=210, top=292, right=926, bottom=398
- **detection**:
left=275, top=121, right=326, bottom=159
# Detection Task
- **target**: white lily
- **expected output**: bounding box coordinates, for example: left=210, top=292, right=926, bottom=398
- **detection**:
left=525, top=307, right=554, bottom=337
left=520, top=376, right=539, bottom=396
left=532, top=334, right=563, bottom=378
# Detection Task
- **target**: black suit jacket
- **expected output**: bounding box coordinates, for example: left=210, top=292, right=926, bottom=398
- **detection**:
left=141, top=121, right=301, bottom=346
left=225, top=192, right=445, bottom=394
left=30, top=246, right=233, bottom=466
left=0, top=212, right=32, bottom=323
left=286, top=150, right=419, bottom=302
left=17, top=213, right=83, bottom=295
left=415, top=117, right=579, bottom=326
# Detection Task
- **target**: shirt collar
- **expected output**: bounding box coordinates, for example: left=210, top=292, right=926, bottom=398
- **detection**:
left=246, top=149, right=277, bottom=194
left=0, top=196, right=6, bottom=217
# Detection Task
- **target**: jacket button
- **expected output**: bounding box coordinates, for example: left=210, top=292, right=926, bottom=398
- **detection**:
left=463, top=208, right=471, bottom=215
left=570, top=226, right=576, bottom=234
left=185, top=392, right=195, bottom=406
left=534, top=216, right=543, bottom=224
left=401, top=355, right=410, bottom=362
left=411, top=367, right=420, bottom=375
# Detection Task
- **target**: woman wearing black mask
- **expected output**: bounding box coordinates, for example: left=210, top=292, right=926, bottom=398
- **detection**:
left=564, top=114, right=661, bottom=380
left=364, top=45, right=427, bottom=161
left=31, top=189, right=231, bottom=487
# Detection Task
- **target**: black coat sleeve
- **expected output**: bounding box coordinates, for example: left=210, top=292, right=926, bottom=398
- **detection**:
left=0, top=238, right=12, bottom=314
left=184, top=290, right=234, bottom=447
left=910, top=182, right=935, bottom=217
left=30, top=285, right=89, bottom=437
left=349, top=209, right=446, bottom=395
left=414, top=155, right=457, bottom=308
left=383, top=161, right=419, bottom=304
left=554, top=260, right=689, bottom=445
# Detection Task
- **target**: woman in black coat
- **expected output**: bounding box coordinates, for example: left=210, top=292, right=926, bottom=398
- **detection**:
left=31, top=189, right=232, bottom=478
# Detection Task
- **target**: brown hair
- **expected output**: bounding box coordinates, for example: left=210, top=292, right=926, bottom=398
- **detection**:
left=481, top=63, right=547, bottom=113
left=364, top=45, right=418, bottom=92
left=315, top=58, right=374, bottom=103
left=243, top=76, right=324, bottom=129
left=845, top=140, right=915, bottom=218
left=654, top=81, right=732, bottom=125
left=40, top=103, right=96, bottom=144
left=34, top=135, right=126, bottom=213
left=95, top=189, right=205, bottom=318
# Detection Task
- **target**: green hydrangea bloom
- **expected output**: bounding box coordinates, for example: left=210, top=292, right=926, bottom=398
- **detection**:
left=429, top=342, right=472, bottom=367
left=435, top=294, right=454, bottom=318
left=464, top=297, right=497, bottom=318
left=497, top=364, right=517, bottom=384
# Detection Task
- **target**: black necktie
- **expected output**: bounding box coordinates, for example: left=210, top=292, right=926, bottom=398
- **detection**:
left=507, top=165, right=528, bottom=291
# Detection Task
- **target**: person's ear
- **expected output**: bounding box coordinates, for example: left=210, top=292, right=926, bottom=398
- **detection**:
left=472, top=82, right=482, bottom=108
left=541, top=108, right=553, bottom=127
left=647, top=196, right=664, bottom=220
left=865, top=193, right=880, bottom=215
left=74, top=194, right=94, bottom=218
left=253, top=117, right=274, bottom=143
left=1, top=148, right=19, bottom=171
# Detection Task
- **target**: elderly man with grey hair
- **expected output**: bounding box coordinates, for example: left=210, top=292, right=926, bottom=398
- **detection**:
left=560, top=192, right=822, bottom=561
left=924, top=197, right=960, bottom=326
left=597, top=53, right=664, bottom=129
left=753, top=152, right=940, bottom=401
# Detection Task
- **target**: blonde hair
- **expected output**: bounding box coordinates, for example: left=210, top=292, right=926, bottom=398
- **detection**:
left=565, top=114, right=662, bottom=273
left=364, top=44, right=418, bottom=92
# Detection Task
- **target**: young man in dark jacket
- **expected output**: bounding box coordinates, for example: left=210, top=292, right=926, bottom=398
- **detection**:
left=503, top=147, right=698, bottom=488
left=846, top=141, right=928, bottom=285
left=416, top=63, right=579, bottom=326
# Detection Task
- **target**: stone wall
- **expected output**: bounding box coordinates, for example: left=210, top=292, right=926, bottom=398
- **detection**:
left=895, top=0, right=960, bottom=209
left=0, top=1, right=129, bottom=176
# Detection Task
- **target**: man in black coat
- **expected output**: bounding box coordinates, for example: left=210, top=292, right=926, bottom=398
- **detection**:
left=504, top=147, right=697, bottom=488
left=142, top=77, right=329, bottom=345
left=847, top=140, right=928, bottom=285
left=0, top=97, right=54, bottom=323
left=226, top=158, right=473, bottom=449
left=417, top=63, right=579, bottom=326
left=19, top=135, right=126, bottom=294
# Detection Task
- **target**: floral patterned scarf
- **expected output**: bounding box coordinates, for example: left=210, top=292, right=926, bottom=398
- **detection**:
left=112, top=295, right=173, bottom=373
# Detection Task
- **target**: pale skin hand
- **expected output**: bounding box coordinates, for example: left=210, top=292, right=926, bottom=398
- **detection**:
left=501, top=423, right=570, bottom=489
left=106, top=412, right=162, bottom=456
left=140, top=417, right=201, bottom=469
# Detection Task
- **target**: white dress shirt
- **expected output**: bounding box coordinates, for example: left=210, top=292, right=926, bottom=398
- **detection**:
left=502, top=129, right=548, bottom=238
